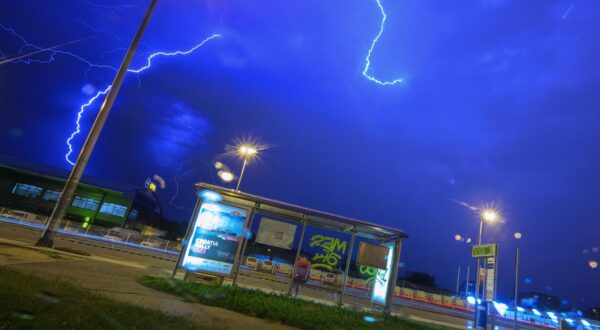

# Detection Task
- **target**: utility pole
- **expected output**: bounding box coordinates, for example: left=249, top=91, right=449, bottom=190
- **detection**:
left=514, top=247, right=520, bottom=329
left=456, top=265, right=461, bottom=293
left=465, top=265, right=470, bottom=298
left=36, top=0, right=159, bottom=247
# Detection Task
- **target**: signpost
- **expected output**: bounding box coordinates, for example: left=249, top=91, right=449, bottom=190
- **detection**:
left=472, top=243, right=498, bottom=330
left=472, top=244, right=497, bottom=258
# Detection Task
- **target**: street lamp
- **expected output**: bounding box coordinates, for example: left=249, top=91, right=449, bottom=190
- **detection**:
left=235, top=143, right=259, bottom=191
left=513, top=232, right=522, bottom=330
left=474, top=207, right=500, bottom=328
left=477, top=208, right=499, bottom=245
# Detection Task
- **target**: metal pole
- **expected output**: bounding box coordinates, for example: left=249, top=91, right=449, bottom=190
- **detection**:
left=338, top=227, right=356, bottom=306
left=36, top=0, right=159, bottom=247
left=236, top=159, right=248, bottom=191
left=465, top=265, right=470, bottom=298
left=456, top=265, right=461, bottom=294
left=232, top=205, right=257, bottom=285
left=474, top=219, right=484, bottom=326
left=514, top=247, right=519, bottom=330
left=288, top=216, right=307, bottom=296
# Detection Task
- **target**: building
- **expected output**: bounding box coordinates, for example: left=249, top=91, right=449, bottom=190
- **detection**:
left=0, top=156, right=182, bottom=237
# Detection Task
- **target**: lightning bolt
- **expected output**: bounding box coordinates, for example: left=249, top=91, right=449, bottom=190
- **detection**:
left=65, top=34, right=221, bottom=165
left=170, top=160, right=196, bottom=211
left=0, top=23, right=117, bottom=73
left=80, top=0, right=138, bottom=12
left=362, top=0, right=403, bottom=86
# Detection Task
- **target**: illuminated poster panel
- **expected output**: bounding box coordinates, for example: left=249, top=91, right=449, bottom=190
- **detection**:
left=255, top=218, right=297, bottom=250
left=357, top=242, right=389, bottom=269
left=182, top=201, right=249, bottom=276
left=371, top=244, right=394, bottom=305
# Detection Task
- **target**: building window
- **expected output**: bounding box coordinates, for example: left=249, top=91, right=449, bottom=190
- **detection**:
left=99, top=202, right=127, bottom=217
left=128, top=209, right=138, bottom=221
left=43, top=190, right=61, bottom=201
left=11, top=183, right=43, bottom=198
left=71, top=196, right=100, bottom=211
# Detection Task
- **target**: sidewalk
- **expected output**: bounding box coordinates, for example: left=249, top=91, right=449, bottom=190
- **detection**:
left=0, top=238, right=295, bottom=330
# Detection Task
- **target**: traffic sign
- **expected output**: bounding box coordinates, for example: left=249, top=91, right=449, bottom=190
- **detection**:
left=472, top=244, right=497, bottom=258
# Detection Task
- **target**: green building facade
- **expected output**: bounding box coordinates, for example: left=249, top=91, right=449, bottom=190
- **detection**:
left=0, top=164, right=132, bottom=227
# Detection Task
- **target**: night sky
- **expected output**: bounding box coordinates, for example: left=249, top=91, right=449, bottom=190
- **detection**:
left=1, top=0, right=599, bottom=307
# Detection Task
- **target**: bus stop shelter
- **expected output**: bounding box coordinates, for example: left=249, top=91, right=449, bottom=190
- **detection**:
left=173, top=182, right=409, bottom=314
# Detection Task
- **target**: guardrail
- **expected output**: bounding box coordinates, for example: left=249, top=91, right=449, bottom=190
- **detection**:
left=0, top=209, right=181, bottom=255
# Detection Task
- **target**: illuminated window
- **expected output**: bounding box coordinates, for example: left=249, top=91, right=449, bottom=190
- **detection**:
left=128, top=209, right=138, bottom=221
left=43, top=190, right=61, bottom=201
left=99, top=203, right=127, bottom=217
left=72, top=196, right=100, bottom=211
left=11, top=183, right=43, bottom=198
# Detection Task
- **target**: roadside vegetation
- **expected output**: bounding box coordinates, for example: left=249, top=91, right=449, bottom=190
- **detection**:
left=0, top=267, right=199, bottom=330
left=139, top=276, right=451, bottom=330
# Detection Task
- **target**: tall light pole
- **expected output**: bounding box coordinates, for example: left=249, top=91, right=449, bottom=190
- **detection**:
left=474, top=208, right=499, bottom=328
left=36, top=0, right=158, bottom=247
left=235, top=144, right=258, bottom=191
left=513, top=232, right=522, bottom=330
left=474, top=208, right=498, bottom=299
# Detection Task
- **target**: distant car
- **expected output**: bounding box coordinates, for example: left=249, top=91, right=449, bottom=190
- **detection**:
left=140, top=240, right=161, bottom=248
left=246, top=257, right=258, bottom=270
left=322, top=272, right=339, bottom=286
left=102, top=234, right=123, bottom=241
left=259, top=260, right=274, bottom=273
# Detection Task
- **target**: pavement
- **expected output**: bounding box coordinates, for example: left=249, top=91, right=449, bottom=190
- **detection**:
left=0, top=237, right=295, bottom=330
left=0, top=220, right=550, bottom=330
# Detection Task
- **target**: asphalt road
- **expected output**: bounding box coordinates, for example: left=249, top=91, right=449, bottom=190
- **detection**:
left=0, top=220, right=551, bottom=330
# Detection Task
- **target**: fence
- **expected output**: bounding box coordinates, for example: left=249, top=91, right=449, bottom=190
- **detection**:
left=0, top=207, right=180, bottom=254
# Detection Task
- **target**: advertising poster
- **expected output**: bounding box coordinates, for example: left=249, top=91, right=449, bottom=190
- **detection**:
left=255, top=218, right=297, bottom=250
left=181, top=201, right=248, bottom=276
left=357, top=242, right=389, bottom=269
left=371, top=245, right=394, bottom=305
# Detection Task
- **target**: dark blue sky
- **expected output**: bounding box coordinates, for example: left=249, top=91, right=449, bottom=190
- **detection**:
left=1, top=0, right=599, bottom=307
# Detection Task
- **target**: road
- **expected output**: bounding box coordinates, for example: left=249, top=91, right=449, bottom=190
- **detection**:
left=0, top=219, right=552, bottom=330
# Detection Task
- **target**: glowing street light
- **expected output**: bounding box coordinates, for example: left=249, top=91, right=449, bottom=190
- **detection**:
left=474, top=206, right=501, bottom=322
left=481, top=208, right=499, bottom=224
left=218, top=170, right=235, bottom=182
left=478, top=208, right=499, bottom=245
left=214, top=161, right=235, bottom=183
left=235, top=143, right=259, bottom=191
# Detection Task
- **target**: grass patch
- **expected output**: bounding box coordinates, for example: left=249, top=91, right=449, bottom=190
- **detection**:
left=0, top=267, right=201, bottom=329
left=139, top=276, right=450, bottom=330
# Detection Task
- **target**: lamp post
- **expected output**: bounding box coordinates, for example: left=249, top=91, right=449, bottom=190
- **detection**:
left=36, top=0, right=158, bottom=247
left=235, top=144, right=258, bottom=191
left=513, top=232, right=522, bottom=330
left=474, top=208, right=499, bottom=329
